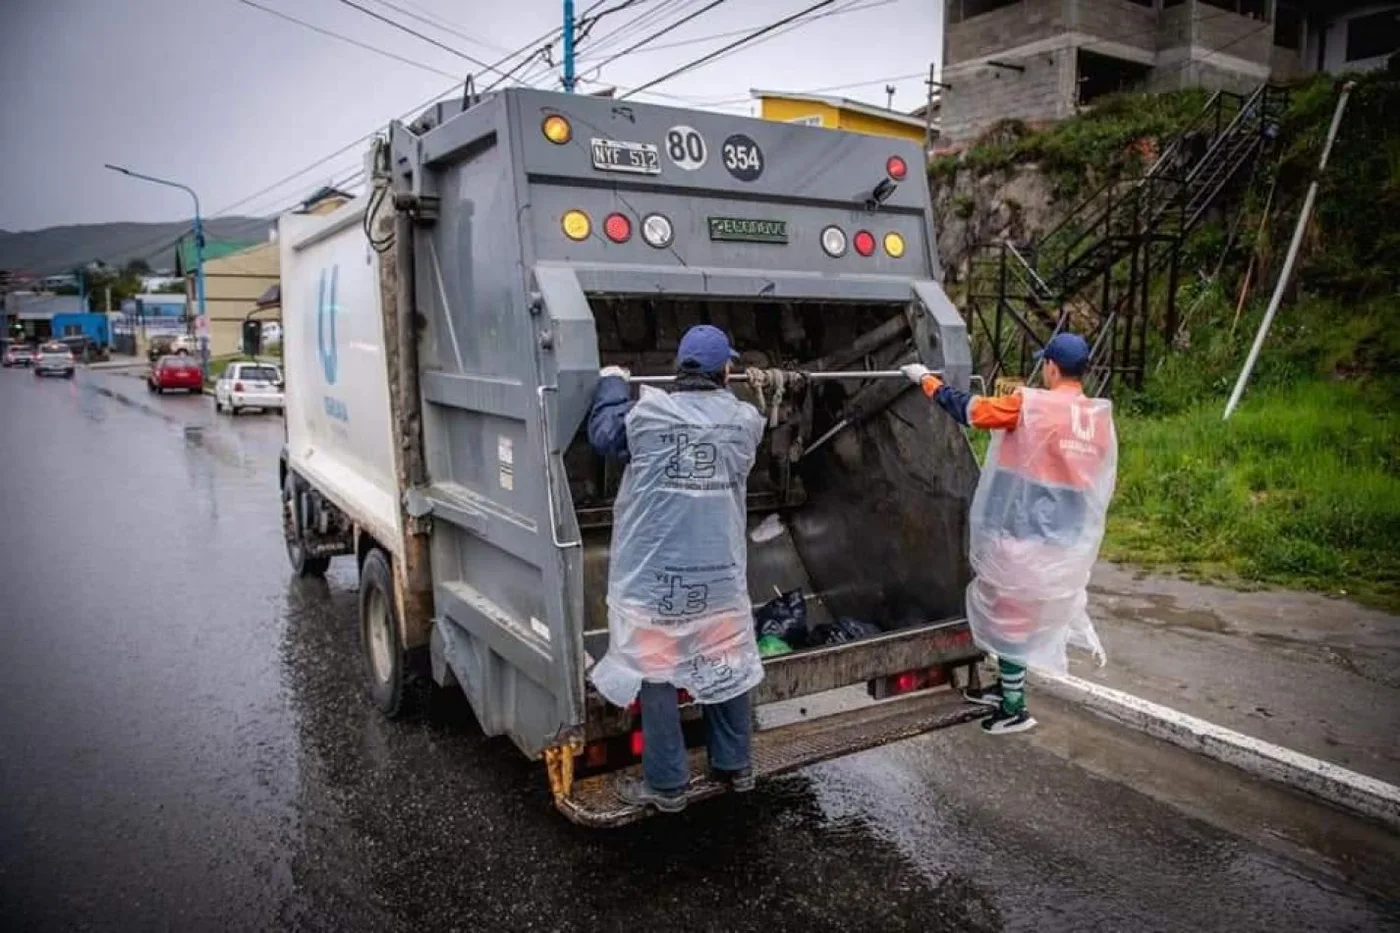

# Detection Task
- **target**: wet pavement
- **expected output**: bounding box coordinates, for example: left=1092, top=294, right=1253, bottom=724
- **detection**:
left=1080, top=563, right=1400, bottom=785
left=1, top=367, right=1398, bottom=932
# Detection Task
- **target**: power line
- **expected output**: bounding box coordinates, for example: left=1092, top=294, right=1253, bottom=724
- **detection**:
left=334, top=0, right=506, bottom=77
left=364, top=0, right=510, bottom=54
left=688, top=69, right=927, bottom=109
left=579, top=0, right=692, bottom=61
left=234, top=0, right=460, bottom=80
left=619, top=0, right=841, bottom=100
left=583, top=0, right=731, bottom=78
left=202, top=2, right=609, bottom=226
left=576, top=0, right=892, bottom=62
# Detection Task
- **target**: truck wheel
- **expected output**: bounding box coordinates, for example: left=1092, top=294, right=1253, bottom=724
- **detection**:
left=282, top=475, right=330, bottom=578
left=360, top=548, right=413, bottom=719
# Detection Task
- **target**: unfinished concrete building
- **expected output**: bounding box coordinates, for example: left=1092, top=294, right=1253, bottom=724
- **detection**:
left=940, top=1, right=1400, bottom=143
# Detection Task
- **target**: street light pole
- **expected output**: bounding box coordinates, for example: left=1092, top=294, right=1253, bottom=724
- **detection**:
left=104, top=164, right=208, bottom=378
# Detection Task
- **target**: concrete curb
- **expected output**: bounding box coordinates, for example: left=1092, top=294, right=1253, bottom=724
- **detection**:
left=1034, top=672, right=1400, bottom=831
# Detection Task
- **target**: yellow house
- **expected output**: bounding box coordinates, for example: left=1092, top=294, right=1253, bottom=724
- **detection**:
left=752, top=90, right=934, bottom=145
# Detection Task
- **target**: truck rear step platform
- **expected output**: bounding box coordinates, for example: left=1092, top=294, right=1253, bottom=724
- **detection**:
left=559, top=689, right=985, bottom=827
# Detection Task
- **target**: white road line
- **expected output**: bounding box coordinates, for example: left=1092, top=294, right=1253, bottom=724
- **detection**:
left=1034, top=671, right=1400, bottom=831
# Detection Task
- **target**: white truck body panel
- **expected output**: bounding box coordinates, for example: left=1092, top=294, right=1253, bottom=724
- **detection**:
left=280, top=199, right=402, bottom=557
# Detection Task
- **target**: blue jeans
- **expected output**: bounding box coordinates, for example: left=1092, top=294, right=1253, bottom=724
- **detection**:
left=639, top=682, right=752, bottom=793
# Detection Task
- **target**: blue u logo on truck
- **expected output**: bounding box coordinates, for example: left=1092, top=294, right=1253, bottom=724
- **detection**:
left=317, top=265, right=339, bottom=385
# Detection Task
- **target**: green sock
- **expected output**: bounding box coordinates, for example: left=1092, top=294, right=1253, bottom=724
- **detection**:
left=999, top=659, right=1026, bottom=714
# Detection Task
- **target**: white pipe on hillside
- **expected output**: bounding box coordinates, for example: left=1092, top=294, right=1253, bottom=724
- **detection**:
left=1223, top=81, right=1356, bottom=421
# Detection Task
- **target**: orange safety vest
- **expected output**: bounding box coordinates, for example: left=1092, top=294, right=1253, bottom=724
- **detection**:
left=994, top=388, right=1115, bottom=491
left=975, top=388, right=1116, bottom=545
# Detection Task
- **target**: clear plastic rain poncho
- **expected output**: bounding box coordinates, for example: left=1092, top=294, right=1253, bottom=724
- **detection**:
left=589, top=386, right=767, bottom=708
left=966, top=388, right=1118, bottom=674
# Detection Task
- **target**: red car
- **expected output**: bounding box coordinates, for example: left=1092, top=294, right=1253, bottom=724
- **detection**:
left=3, top=343, right=35, bottom=367
left=148, top=355, right=204, bottom=394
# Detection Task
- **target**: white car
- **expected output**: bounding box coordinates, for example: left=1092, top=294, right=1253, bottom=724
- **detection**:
left=171, top=334, right=200, bottom=354
left=215, top=361, right=284, bottom=415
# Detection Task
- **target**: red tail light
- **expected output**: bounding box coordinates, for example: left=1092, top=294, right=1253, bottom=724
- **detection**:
left=853, top=230, right=876, bottom=257
left=886, top=155, right=908, bottom=180
left=868, top=665, right=951, bottom=700
left=629, top=729, right=644, bottom=757
left=234, top=381, right=244, bottom=392
left=583, top=743, right=608, bottom=769
left=604, top=212, right=632, bottom=243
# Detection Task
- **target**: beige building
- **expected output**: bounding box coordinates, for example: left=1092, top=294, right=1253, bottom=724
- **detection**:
left=199, top=240, right=280, bottom=358
left=177, top=186, right=353, bottom=357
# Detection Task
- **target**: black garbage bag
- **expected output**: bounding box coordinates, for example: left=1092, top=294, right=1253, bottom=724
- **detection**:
left=815, top=616, right=883, bottom=646
left=753, top=589, right=810, bottom=648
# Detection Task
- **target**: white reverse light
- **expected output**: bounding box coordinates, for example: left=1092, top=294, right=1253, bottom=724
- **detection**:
left=821, top=225, right=847, bottom=258
left=641, top=213, right=674, bottom=249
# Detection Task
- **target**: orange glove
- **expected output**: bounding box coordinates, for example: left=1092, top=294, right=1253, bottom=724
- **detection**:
left=900, top=363, right=943, bottom=397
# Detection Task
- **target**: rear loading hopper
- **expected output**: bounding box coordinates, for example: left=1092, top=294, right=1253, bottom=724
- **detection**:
left=360, top=89, right=983, bottom=824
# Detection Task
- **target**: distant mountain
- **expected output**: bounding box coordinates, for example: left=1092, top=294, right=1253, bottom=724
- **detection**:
left=0, top=216, right=270, bottom=276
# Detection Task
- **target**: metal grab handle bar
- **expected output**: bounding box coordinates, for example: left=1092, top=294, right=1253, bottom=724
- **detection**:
left=536, top=385, right=582, bottom=550
left=625, top=369, right=920, bottom=385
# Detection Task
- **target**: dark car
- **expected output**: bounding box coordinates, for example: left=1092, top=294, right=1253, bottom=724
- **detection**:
left=33, top=342, right=76, bottom=378
left=147, top=335, right=176, bottom=362
left=148, top=354, right=203, bottom=394
left=58, top=334, right=107, bottom=363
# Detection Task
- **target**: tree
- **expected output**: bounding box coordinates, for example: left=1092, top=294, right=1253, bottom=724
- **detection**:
left=124, top=257, right=152, bottom=276
left=155, top=280, right=187, bottom=295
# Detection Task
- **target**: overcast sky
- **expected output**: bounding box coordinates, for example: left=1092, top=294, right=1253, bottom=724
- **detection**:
left=0, top=0, right=942, bottom=231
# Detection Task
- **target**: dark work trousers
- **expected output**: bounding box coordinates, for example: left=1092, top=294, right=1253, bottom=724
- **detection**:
left=638, top=682, right=752, bottom=792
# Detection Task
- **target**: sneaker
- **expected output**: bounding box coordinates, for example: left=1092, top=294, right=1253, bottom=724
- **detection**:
left=710, top=767, right=756, bottom=794
left=981, top=708, right=1037, bottom=735
left=963, top=685, right=1004, bottom=708
left=615, top=775, right=688, bottom=813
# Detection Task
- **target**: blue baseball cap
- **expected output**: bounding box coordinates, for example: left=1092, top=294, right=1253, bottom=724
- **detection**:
left=676, top=325, right=740, bottom=374
left=1036, top=333, right=1090, bottom=374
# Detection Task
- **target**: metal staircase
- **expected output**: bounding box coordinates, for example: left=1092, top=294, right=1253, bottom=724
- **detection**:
left=964, top=84, right=1289, bottom=394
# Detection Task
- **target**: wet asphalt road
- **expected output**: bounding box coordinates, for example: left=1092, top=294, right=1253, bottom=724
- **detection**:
left=1, top=366, right=1397, bottom=932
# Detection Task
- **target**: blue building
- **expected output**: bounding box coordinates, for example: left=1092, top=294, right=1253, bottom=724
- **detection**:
left=51, top=312, right=112, bottom=346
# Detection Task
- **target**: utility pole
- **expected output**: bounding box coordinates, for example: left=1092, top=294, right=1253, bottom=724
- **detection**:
left=923, top=66, right=953, bottom=157
left=923, top=63, right=936, bottom=156
left=563, top=0, right=576, bottom=92
left=105, top=164, right=208, bottom=379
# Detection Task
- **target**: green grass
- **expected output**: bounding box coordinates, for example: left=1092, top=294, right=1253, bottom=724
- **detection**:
left=1103, top=379, right=1400, bottom=610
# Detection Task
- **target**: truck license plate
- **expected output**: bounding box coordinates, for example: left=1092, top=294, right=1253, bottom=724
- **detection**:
left=590, top=138, right=661, bottom=175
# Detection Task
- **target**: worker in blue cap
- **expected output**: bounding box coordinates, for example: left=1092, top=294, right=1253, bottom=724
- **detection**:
left=903, top=333, right=1118, bottom=734
left=587, top=325, right=766, bottom=811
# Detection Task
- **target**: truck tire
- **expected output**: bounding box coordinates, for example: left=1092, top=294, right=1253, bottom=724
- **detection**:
left=282, top=475, right=330, bottom=578
left=359, top=548, right=413, bottom=719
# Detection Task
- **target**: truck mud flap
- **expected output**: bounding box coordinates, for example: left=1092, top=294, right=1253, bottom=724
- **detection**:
left=558, top=688, right=985, bottom=828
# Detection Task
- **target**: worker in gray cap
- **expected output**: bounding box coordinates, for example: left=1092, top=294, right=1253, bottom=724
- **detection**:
left=587, top=325, right=766, bottom=812
left=903, top=333, right=1118, bottom=734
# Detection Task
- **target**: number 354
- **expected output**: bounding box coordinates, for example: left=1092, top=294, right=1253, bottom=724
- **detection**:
left=724, top=143, right=761, bottom=171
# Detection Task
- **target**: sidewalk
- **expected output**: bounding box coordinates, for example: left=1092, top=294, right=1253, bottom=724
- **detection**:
left=86, top=354, right=145, bottom=371
left=1076, top=562, right=1400, bottom=786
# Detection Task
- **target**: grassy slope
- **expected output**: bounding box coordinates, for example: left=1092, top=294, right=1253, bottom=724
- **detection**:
left=945, top=72, right=1400, bottom=610
left=1105, top=379, right=1400, bottom=610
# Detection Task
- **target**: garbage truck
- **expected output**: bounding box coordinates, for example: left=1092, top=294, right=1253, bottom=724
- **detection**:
left=277, top=87, right=986, bottom=826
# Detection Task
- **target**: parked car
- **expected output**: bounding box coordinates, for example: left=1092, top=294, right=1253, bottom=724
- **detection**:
left=33, top=342, right=75, bottom=378
left=171, top=334, right=200, bottom=355
left=57, top=334, right=108, bottom=363
left=147, top=334, right=177, bottom=361
left=215, top=361, right=283, bottom=415
left=148, top=355, right=204, bottom=394
left=3, top=343, right=35, bottom=367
